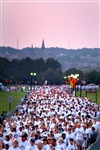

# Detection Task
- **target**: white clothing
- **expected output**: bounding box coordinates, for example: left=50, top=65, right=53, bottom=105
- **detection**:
left=54, top=133, right=61, bottom=140
left=25, top=145, right=38, bottom=150
left=3, top=140, right=12, bottom=147
left=42, top=144, right=51, bottom=150
left=53, top=145, right=61, bottom=150
left=75, top=128, right=84, bottom=140
left=66, top=133, right=75, bottom=145
left=9, top=147, right=20, bottom=150
left=19, top=141, right=29, bottom=150
left=13, top=131, right=20, bottom=139
left=66, top=144, right=76, bottom=150
left=58, top=143, right=66, bottom=150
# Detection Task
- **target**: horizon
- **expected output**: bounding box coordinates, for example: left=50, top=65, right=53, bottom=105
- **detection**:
left=0, top=44, right=99, bottom=50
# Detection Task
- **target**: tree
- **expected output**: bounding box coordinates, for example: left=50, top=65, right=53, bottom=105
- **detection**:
left=14, top=57, right=34, bottom=83
left=46, top=58, right=62, bottom=72
left=44, top=68, right=62, bottom=85
left=64, top=68, right=84, bottom=80
left=34, top=58, right=47, bottom=75
left=85, top=70, right=100, bottom=84
left=0, top=57, right=11, bottom=81
left=0, top=76, right=3, bottom=83
left=37, top=72, right=45, bottom=85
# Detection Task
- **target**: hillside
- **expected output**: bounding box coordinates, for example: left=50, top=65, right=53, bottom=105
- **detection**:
left=0, top=46, right=100, bottom=71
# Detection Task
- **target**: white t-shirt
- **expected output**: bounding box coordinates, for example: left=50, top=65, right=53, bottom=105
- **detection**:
left=54, top=133, right=61, bottom=140
left=75, top=128, right=84, bottom=140
left=42, top=144, right=51, bottom=150
left=25, top=145, right=38, bottom=150
left=13, top=131, right=20, bottom=139
left=66, top=144, right=76, bottom=150
left=58, top=143, right=66, bottom=150
left=66, top=133, right=75, bottom=145
left=9, top=147, right=20, bottom=150
left=3, top=140, right=12, bottom=147
left=19, top=141, right=29, bottom=150
left=85, top=128, right=91, bottom=138
left=54, top=145, right=61, bottom=150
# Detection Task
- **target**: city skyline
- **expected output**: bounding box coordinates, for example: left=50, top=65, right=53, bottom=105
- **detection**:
left=0, top=0, right=99, bottom=49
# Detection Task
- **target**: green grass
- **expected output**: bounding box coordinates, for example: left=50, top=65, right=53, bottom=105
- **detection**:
left=0, top=86, right=29, bottom=115
left=76, top=90, right=100, bottom=104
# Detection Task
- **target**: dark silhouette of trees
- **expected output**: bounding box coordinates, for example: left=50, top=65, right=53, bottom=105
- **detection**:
left=64, top=68, right=84, bottom=81
left=0, top=57, right=63, bottom=84
left=85, top=70, right=100, bottom=84
left=46, top=58, right=62, bottom=72
left=0, top=57, right=100, bottom=85
left=0, top=57, right=11, bottom=79
left=44, top=68, right=62, bottom=85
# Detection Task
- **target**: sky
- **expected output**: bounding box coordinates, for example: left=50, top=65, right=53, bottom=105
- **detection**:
left=0, top=0, right=100, bottom=50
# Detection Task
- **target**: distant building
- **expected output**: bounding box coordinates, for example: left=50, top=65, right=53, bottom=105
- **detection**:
left=41, top=39, right=45, bottom=53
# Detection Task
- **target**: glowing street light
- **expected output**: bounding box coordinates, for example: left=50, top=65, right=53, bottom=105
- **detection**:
left=30, top=72, right=36, bottom=86
left=64, top=76, right=67, bottom=79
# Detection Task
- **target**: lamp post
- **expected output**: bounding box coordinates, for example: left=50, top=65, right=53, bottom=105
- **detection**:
left=80, top=81, right=82, bottom=97
left=64, top=76, right=67, bottom=84
left=30, top=72, right=33, bottom=86
left=30, top=72, right=36, bottom=88
left=33, top=73, right=36, bottom=90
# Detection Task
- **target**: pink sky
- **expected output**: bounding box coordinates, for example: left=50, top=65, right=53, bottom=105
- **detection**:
left=0, top=0, right=99, bottom=49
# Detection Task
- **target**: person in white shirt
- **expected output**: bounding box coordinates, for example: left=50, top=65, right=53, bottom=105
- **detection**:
left=42, top=138, right=51, bottom=150
left=82, top=124, right=88, bottom=150
left=9, top=139, right=20, bottom=150
left=58, top=137, right=66, bottom=150
left=12, top=127, right=20, bottom=139
left=25, top=138, right=38, bottom=150
left=3, top=135, right=12, bottom=148
left=66, top=127, right=75, bottom=146
left=50, top=138, right=60, bottom=150
left=19, top=133, right=29, bottom=150
left=66, top=138, right=77, bottom=150
left=75, top=123, right=84, bottom=150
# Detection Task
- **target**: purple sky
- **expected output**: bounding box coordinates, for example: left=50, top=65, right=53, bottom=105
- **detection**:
left=0, top=0, right=99, bottom=49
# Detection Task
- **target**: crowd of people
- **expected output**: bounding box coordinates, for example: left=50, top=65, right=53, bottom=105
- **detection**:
left=76, top=85, right=100, bottom=91
left=0, top=85, right=100, bottom=150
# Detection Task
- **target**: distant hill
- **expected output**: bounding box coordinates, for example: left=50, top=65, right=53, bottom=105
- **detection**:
left=0, top=46, right=100, bottom=71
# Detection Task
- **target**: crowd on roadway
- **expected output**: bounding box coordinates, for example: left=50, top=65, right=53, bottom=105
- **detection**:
left=0, top=85, right=100, bottom=150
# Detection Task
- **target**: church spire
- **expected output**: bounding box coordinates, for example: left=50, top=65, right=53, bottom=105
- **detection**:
left=31, top=44, right=33, bottom=49
left=41, top=39, right=45, bottom=52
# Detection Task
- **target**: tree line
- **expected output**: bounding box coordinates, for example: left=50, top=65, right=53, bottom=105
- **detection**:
left=0, top=57, right=100, bottom=85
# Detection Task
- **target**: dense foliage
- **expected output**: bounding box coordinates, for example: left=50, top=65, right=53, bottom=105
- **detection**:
left=0, top=57, right=100, bottom=85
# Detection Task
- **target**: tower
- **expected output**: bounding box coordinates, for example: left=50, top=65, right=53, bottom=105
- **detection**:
left=41, top=39, right=45, bottom=53
left=31, top=44, right=33, bottom=49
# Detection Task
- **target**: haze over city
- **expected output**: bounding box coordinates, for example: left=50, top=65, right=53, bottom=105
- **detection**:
left=0, top=0, right=99, bottom=49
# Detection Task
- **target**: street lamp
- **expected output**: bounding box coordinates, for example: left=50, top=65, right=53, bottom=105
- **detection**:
left=30, top=72, right=33, bottom=86
left=33, top=73, right=36, bottom=76
left=64, top=76, right=67, bottom=79
left=30, top=72, right=36, bottom=87
left=33, top=73, right=36, bottom=90
left=63, top=76, right=67, bottom=84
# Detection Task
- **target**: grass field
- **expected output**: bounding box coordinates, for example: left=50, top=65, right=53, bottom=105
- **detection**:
left=76, top=90, right=100, bottom=104
left=0, top=87, right=28, bottom=115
